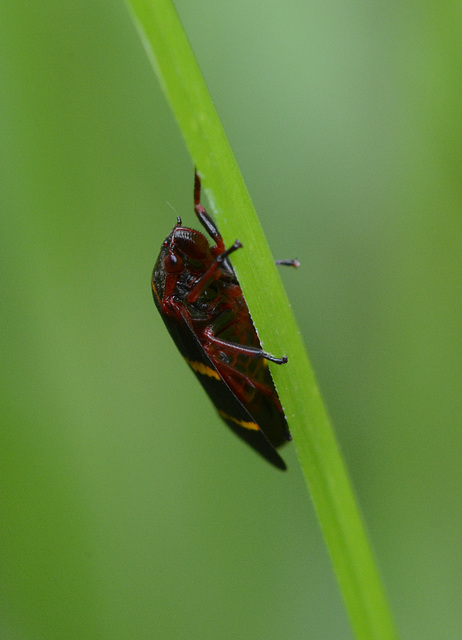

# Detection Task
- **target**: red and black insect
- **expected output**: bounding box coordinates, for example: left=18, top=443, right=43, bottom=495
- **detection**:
left=152, top=172, right=296, bottom=470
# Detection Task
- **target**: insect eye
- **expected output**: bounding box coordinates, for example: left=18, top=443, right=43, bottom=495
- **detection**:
left=164, top=252, right=183, bottom=273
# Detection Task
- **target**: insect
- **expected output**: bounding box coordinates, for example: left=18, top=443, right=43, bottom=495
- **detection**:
left=151, top=172, right=297, bottom=470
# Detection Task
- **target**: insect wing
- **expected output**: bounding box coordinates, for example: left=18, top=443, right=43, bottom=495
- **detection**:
left=208, top=307, right=291, bottom=450
left=156, top=301, right=287, bottom=470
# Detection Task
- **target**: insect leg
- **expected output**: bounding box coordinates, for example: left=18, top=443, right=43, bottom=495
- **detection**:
left=275, top=259, right=300, bottom=268
left=194, top=171, right=225, bottom=251
left=204, top=327, right=288, bottom=364
left=186, top=240, right=243, bottom=303
left=217, top=360, right=284, bottom=399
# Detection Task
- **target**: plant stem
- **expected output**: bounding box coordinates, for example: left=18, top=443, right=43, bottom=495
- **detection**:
left=126, top=1, right=398, bottom=637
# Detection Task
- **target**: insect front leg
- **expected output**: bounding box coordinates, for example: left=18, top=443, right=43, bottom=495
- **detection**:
left=194, top=171, right=225, bottom=253
left=195, top=170, right=300, bottom=268
left=186, top=240, right=243, bottom=304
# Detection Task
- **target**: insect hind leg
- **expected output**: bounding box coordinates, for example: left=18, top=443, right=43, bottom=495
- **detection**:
left=204, top=327, right=288, bottom=364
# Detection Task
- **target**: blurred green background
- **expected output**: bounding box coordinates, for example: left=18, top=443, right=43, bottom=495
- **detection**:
left=2, top=1, right=462, bottom=638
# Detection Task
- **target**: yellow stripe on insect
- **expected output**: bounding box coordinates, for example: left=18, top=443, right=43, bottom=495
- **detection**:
left=218, top=410, right=260, bottom=432
left=185, top=358, right=221, bottom=380
left=151, top=280, right=161, bottom=304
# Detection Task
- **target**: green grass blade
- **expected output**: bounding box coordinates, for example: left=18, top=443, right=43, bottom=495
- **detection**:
left=126, top=1, right=399, bottom=637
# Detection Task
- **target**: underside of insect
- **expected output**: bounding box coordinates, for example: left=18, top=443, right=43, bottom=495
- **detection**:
left=151, top=171, right=297, bottom=470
